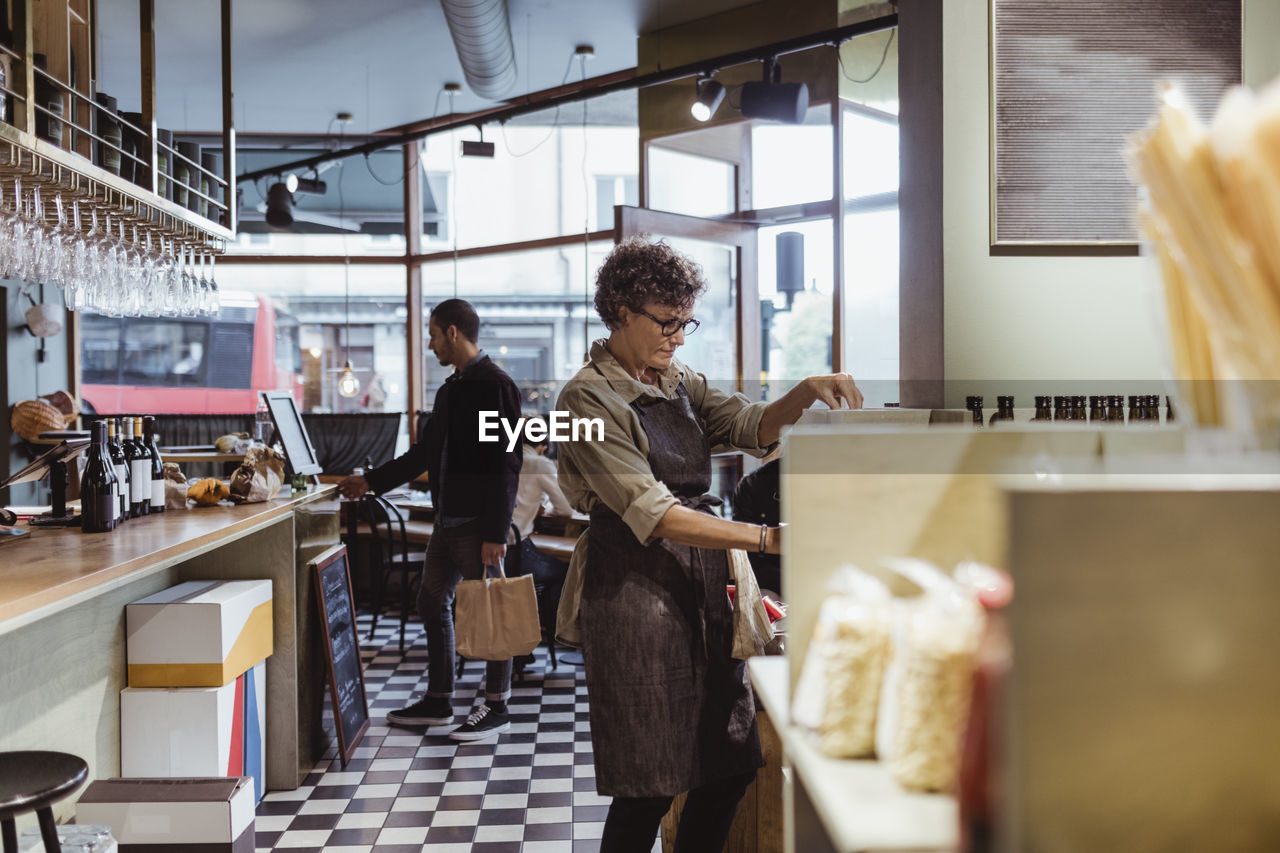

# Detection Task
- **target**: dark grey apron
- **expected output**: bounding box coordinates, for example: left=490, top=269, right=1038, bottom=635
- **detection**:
left=581, top=382, right=762, bottom=798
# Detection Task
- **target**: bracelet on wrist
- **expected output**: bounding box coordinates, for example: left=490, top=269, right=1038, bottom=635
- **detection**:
left=758, top=523, right=769, bottom=554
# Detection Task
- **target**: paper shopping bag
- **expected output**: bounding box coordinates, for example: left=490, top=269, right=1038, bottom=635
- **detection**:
left=729, top=548, right=774, bottom=660
left=455, top=569, right=542, bottom=661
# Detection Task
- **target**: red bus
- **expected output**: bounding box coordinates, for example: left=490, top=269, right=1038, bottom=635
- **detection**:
left=81, top=292, right=302, bottom=414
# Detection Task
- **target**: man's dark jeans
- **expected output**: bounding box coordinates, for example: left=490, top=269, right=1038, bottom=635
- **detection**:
left=419, top=518, right=513, bottom=702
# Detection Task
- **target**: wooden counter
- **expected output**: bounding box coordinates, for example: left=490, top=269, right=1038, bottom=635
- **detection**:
left=0, top=487, right=341, bottom=822
left=0, top=487, right=332, bottom=632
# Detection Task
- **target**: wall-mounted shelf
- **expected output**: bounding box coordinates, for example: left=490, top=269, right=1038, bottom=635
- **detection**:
left=0, top=0, right=236, bottom=246
left=748, top=657, right=957, bottom=853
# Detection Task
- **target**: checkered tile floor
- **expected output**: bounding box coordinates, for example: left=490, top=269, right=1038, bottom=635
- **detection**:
left=254, top=610, right=653, bottom=853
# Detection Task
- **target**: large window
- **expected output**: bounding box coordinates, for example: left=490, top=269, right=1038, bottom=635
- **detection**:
left=840, top=103, right=900, bottom=406
left=219, top=263, right=408, bottom=414
left=420, top=240, right=614, bottom=412
left=79, top=293, right=273, bottom=414
left=759, top=220, right=834, bottom=382
left=647, top=147, right=736, bottom=218
left=751, top=105, right=834, bottom=209
left=419, top=105, right=639, bottom=250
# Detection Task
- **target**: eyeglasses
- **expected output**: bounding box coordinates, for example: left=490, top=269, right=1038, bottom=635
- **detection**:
left=635, top=307, right=700, bottom=337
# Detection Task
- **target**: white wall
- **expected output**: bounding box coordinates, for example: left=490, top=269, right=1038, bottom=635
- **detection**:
left=941, top=0, right=1280, bottom=403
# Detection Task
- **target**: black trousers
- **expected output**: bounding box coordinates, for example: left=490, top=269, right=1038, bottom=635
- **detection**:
left=599, top=769, right=756, bottom=853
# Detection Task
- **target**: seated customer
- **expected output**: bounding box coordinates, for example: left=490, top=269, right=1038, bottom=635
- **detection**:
left=512, top=420, right=575, bottom=540
left=507, top=422, right=574, bottom=625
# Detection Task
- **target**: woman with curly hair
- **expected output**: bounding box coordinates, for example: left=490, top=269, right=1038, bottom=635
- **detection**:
left=556, top=237, right=862, bottom=852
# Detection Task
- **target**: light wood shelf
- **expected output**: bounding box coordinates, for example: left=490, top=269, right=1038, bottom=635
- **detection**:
left=748, top=657, right=957, bottom=853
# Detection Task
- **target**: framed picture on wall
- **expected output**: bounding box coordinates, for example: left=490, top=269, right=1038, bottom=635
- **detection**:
left=989, top=0, right=1241, bottom=255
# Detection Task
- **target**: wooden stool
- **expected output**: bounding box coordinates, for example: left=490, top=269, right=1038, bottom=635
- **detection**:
left=0, top=751, right=88, bottom=853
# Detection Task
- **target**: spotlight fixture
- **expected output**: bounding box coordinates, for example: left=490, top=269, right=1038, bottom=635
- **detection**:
left=690, top=77, right=726, bottom=122
left=264, top=181, right=293, bottom=229
left=285, top=172, right=327, bottom=195
left=740, top=58, right=808, bottom=124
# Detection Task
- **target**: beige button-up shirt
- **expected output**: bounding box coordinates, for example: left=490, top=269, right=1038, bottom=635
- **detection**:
left=556, top=338, right=775, bottom=545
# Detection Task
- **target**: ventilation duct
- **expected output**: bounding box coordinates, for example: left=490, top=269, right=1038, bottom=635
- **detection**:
left=440, top=0, right=518, bottom=100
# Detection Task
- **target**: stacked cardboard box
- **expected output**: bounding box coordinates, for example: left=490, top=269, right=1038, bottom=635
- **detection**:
left=120, top=580, right=272, bottom=802
left=77, top=777, right=254, bottom=852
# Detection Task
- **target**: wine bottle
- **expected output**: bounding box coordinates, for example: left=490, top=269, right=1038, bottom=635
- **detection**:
left=81, top=421, right=118, bottom=533
left=125, top=417, right=150, bottom=518
left=1031, top=395, right=1051, bottom=421
left=965, top=395, right=984, bottom=428
left=106, top=419, right=126, bottom=524
left=1107, top=395, right=1124, bottom=423
left=143, top=415, right=165, bottom=514
left=989, top=396, right=1015, bottom=426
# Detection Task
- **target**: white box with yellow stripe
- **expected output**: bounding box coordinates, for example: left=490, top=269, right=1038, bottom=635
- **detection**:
left=125, top=580, right=273, bottom=687
left=121, top=580, right=272, bottom=802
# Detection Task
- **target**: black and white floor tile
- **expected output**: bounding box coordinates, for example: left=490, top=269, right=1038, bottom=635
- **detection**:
left=254, top=611, right=651, bottom=853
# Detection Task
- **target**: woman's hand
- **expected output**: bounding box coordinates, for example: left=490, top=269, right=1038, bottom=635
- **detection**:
left=758, top=372, right=865, bottom=446
left=803, top=373, right=864, bottom=410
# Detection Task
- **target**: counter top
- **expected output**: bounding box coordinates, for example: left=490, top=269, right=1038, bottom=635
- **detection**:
left=0, top=486, right=336, bottom=634
left=748, top=656, right=958, bottom=853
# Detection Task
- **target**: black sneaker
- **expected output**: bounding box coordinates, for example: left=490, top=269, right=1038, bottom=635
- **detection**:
left=386, top=695, right=454, bottom=728
left=448, top=704, right=511, bottom=741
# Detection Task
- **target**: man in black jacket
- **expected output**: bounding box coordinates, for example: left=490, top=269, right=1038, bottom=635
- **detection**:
left=339, top=299, right=522, bottom=741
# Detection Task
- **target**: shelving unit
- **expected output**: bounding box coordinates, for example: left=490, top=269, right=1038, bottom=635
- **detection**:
left=748, top=657, right=957, bottom=853
left=773, top=422, right=1192, bottom=851
left=0, top=0, right=236, bottom=242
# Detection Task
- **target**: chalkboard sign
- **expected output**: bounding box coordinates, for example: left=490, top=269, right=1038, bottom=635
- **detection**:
left=311, top=545, right=369, bottom=766
left=263, top=391, right=322, bottom=478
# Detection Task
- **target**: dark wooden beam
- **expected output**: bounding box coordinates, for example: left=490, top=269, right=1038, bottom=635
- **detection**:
left=221, top=0, right=236, bottom=231
left=403, top=142, right=425, bottom=440
left=898, top=0, right=944, bottom=408
left=139, top=0, right=157, bottom=196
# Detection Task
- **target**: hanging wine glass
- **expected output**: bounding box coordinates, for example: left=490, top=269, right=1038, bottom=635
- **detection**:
left=6, top=177, right=33, bottom=282
left=0, top=179, right=19, bottom=280
left=159, top=234, right=181, bottom=317
left=26, top=184, right=55, bottom=286
left=197, top=250, right=215, bottom=317
left=61, top=199, right=89, bottom=309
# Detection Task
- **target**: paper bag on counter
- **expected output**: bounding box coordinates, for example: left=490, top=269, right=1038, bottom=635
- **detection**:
left=229, top=446, right=285, bottom=504
left=163, top=462, right=188, bottom=509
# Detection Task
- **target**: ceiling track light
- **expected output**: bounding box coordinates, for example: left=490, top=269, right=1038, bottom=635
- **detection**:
left=739, top=57, right=809, bottom=124
left=690, top=76, right=726, bottom=122
left=264, top=181, right=293, bottom=229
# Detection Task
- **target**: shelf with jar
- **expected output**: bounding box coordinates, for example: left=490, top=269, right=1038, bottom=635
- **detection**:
left=0, top=0, right=236, bottom=319
left=0, top=0, right=235, bottom=247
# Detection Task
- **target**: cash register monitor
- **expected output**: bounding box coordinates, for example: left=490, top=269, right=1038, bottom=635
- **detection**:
left=1, top=439, right=91, bottom=526
left=261, top=391, right=323, bottom=478
left=0, top=439, right=90, bottom=488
